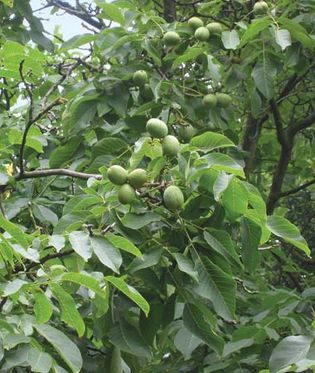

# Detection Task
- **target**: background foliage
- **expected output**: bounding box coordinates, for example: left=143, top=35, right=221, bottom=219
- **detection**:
left=0, top=0, right=314, bottom=372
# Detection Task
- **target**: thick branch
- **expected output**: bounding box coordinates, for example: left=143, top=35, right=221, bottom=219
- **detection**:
left=289, top=111, right=315, bottom=135
left=19, top=99, right=62, bottom=176
left=266, top=140, right=293, bottom=214
left=16, top=169, right=102, bottom=181
left=270, top=99, right=287, bottom=147
left=279, top=179, right=315, bottom=198
left=48, top=0, right=103, bottom=30
left=163, top=0, right=176, bottom=22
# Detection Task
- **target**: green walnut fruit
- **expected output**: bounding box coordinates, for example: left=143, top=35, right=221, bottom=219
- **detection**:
left=107, top=165, right=128, bottom=185
left=178, top=125, right=196, bottom=142
left=133, top=70, right=148, bottom=86
left=141, top=84, right=154, bottom=100
left=128, top=168, right=147, bottom=189
left=203, top=94, right=217, bottom=108
left=163, top=185, right=184, bottom=210
left=162, top=135, right=180, bottom=157
left=216, top=93, right=232, bottom=108
left=253, top=1, right=268, bottom=14
left=188, top=17, right=204, bottom=30
left=118, top=184, right=136, bottom=204
left=206, top=22, right=222, bottom=34
left=146, top=118, right=168, bottom=138
left=163, top=31, right=180, bottom=46
left=195, top=27, right=210, bottom=41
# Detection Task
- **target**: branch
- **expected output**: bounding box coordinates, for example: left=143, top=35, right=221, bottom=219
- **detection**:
left=26, top=249, right=75, bottom=271
left=289, top=111, right=315, bottom=135
left=270, top=99, right=287, bottom=147
left=19, top=98, right=62, bottom=176
left=279, top=179, right=315, bottom=198
left=15, top=169, right=102, bottom=181
left=48, top=0, right=103, bottom=30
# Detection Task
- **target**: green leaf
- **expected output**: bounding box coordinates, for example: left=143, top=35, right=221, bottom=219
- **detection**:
left=28, top=347, right=53, bottom=373
left=105, top=233, right=142, bottom=257
left=269, top=335, right=313, bottom=373
left=173, top=253, right=199, bottom=282
left=204, top=229, right=242, bottom=266
left=92, top=137, right=127, bottom=159
left=35, top=324, right=82, bottom=373
left=3, top=279, right=27, bottom=297
left=106, top=276, right=150, bottom=316
left=274, top=28, right=291, bottom=50
left=223, top=338, right=254, bottom=357
left=222, top=178, right=248, bottom=221
left=252, top=61, right=276, bottom=99
left=120, top=212, right=161, bottom=230
left=49, top=137, right=82, bottom=168
left=128, top=248, right=162, bottom=273
left=90, top=236, right=122, bottom=273
left=50, top=283, right=85, bottom=337
left=61, top=272, right=107, bottom=298
left=279, top=17, right=315, bottom=49
left=174, top=327, right=202, bottom=359
left=0, top=215, right=29, bottom=248
left=183, top=303, right=224, bottom=355
left=0, top=0, right=13, bottom=7
left=241, top=17, right=271, bottom=45
left=33, top=290, right=53, bottom=324
left=213, top=172, right=233, bottom=201
left=240, top=217, right=261, bottom=273
left=48, top=235, right=65, bottom=253
left=172, top=48, right=204, bottom=69
left=266, top=215, right=310, bottom=256
left=190, top=131, right=235, bottom=153
left=221, top=30, right=240, bottom=50
left=60, top=34, right=97, bottom=50
left=33, top=205, right=58, bottom=226
left=193, top=256, right=236, bottom=321
left=68, top=231, right=92, bottom=261
left=206, top=153, right=245, bottom=177
left=109, top=320, right=151, bottom=358
left=96, top=2, right=125, bottom=25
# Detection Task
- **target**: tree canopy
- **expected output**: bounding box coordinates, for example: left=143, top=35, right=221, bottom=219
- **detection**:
left=0, top=0, right=314, bottom=372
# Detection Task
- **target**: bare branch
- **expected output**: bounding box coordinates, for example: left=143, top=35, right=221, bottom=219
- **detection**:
left=289, top=111, right=315, bottom=135
left=16, top=169, right=102, bottom=181
left=19, top=98, right=62, bottom=176
left=279, top=179, right=315, bottom=198
left=270, top=99, right=287, bottom=148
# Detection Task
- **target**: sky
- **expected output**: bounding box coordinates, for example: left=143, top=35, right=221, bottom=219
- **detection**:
left=30, top=0, right=88, bottom=40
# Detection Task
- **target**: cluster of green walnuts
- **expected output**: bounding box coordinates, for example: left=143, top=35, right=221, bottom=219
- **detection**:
left=107, top=118, right=184, bottom=210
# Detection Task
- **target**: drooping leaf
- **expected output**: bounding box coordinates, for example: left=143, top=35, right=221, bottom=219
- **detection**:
left=269, top=335, right=313, bottom=373
left=106, top=276, right=150, bottom=316
left=274, top=28, right=292, bottom=50
left=90, top=236, right=122, bottom=273
left=240, top=217, right=261, bottom=273
left=193, top=256, right=236, bottom=321
left=61, top=272, right=107, bottom=298
left=50, top=283, right=85, bottom=337
left=109, top=320, right=151, bottom=358
left=266, top=215, right=310, bottom=256
left=33, top=290, right=53, bottom=324
left=183, top=303, right=224, bottom=355
left=35, top=324, right=83, bottom=373
left=105, top=233, right=142, bottom=257
left=221, top=30, right=240, bottom=50
left=190, top=131, right=235, bottom=153
left=68, top=231, right=92, bottom=261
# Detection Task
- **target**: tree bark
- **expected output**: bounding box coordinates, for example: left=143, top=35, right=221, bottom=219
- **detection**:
left=163, top=0, right=176, bottom=22
left=266, top=140, right=293, bottom=214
